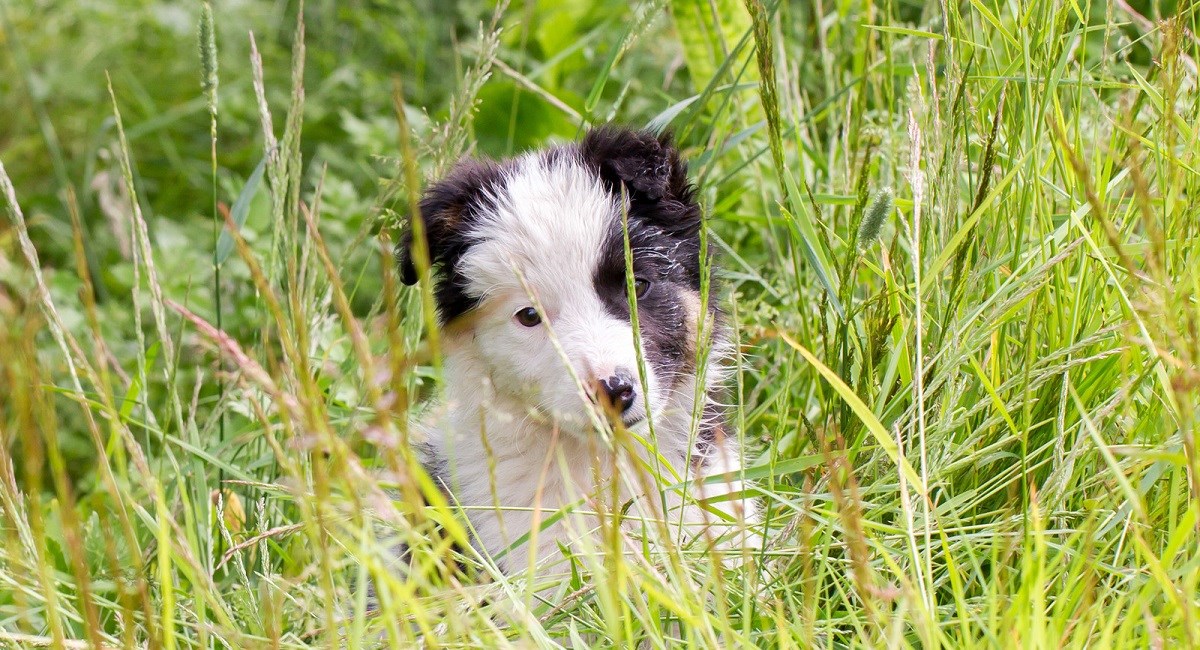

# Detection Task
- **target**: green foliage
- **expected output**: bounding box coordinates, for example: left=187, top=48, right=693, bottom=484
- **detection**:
left=2, top=0, right=1199, bottom=647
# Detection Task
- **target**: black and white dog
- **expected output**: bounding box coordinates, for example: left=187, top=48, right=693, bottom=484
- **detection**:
left=398, top=126, right=755, bottom=575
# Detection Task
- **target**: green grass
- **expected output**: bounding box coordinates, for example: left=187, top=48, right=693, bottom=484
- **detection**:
left=2, top=0, right=1199, bottom=646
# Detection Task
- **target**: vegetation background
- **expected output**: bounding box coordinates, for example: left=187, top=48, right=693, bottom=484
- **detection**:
left=1, top=0, right=1198, bottom=647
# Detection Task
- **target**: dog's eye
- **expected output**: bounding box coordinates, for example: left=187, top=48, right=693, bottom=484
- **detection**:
left=514, top=307, right=542, bottom=327
left=632, top=277, right=651, bottom=299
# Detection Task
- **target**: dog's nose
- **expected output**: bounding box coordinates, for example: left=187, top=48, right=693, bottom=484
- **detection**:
left=599, top=371, right=636, bottom=413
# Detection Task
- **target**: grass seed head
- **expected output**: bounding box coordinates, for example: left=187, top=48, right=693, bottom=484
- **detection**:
left=199, top=2, right=218, bottom=114
left=858, top=186, right=892, bottom=250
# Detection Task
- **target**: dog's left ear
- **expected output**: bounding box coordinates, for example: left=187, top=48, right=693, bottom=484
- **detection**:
left=580, top=126, right=701, bottom=238
left=581, top=126, right=694, bottom=201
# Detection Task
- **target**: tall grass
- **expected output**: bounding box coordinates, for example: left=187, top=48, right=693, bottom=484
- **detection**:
left=1, top=0, right=1198, bottom=647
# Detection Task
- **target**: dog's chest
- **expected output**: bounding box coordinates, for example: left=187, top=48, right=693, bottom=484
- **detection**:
left=431, top=416, right=688, bottom=570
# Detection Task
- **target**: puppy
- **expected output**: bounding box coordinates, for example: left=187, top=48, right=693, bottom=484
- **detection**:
left=397, top=126, right=755, bottom=576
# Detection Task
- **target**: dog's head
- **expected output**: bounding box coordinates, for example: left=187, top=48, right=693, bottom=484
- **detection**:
left=398, top=126, right=714, bottom=432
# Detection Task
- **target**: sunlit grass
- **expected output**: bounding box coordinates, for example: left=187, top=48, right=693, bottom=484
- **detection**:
left=2, top=0, right=1199, bottom=647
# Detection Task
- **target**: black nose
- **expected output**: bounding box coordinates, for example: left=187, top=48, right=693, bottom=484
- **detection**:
left=600, top=371, right=636, bottom=413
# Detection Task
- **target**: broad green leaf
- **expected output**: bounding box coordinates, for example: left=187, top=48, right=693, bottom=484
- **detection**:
left=216, top=154, right=266, bottom=265
left=669, top=0, right=756, bottom=91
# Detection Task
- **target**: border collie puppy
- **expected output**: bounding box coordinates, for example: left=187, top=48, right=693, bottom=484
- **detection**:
left=398, top=126, right=755, bottom=575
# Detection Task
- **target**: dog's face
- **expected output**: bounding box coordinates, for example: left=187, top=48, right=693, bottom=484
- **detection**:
left=399, top=127, right=711, bottom=433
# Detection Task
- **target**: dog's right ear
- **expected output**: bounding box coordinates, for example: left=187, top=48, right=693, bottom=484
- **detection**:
left=397, top=159, right=501, bottom=286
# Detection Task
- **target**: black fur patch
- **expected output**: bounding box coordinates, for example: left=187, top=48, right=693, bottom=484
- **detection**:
left=579, top=126, right=698, bottom=211
left=581, top=126, right=714, bottom=388
left=397, top=159, right=506, bottom=323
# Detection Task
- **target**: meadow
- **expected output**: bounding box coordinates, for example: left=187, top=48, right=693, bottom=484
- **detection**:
left=1, top=0, right=1198, bottom=647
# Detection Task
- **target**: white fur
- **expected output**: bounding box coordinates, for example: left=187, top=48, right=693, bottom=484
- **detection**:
left=418, top=153, right=756, bottom=576
left=452, top=155, right=662, bottom=430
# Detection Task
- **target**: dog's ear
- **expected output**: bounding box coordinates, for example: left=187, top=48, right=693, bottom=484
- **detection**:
left=580, top=126, right=691, bottom=201
left=581, top=125, right=700, bottom=237
left=397, top=159, right=501, bottom=285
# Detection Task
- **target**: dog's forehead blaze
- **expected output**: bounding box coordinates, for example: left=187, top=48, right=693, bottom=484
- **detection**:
left=456, top=153, right=619, bottom=304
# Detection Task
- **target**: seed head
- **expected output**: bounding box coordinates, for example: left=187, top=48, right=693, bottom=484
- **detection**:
left=858, top=187, right=892, bottom=249
left=199, top=2, right=218, bottom=114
